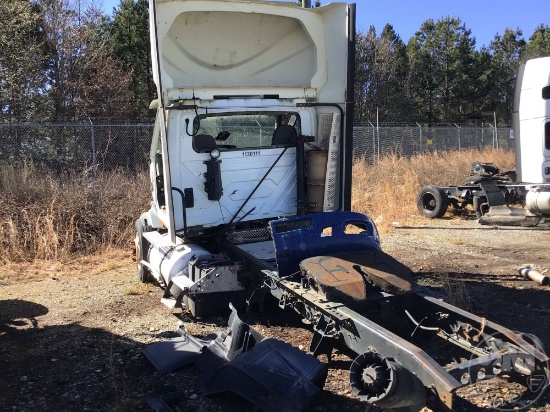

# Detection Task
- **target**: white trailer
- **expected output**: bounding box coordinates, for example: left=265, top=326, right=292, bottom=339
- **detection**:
left=514, top=56, right=550, bottom=184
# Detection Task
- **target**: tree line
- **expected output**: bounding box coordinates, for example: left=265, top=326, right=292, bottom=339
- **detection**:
left=2, top=0, right=549, bottom=125
left=357, top=20, right=550, bottom=125
left=1, top=0, right=152, bottom=124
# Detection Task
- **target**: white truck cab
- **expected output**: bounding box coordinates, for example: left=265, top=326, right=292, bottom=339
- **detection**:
left=138, top=7, right=550, bottom=410
left=142, top=0, right=356, bottom=243
left=136, top=0, right=356, bottom=314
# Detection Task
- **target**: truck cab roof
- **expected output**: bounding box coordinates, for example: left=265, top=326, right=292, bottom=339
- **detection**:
left=149, top=0, right=351, bottom=105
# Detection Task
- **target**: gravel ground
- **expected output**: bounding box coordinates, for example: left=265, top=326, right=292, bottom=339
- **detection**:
left=1, top=217, right=550, bottom=412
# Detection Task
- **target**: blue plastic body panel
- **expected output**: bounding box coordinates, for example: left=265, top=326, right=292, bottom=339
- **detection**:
left=269, top=211, right=381, bottom=277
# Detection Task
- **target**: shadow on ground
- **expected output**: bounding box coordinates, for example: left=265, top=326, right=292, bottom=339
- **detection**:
left=0, top=299, right=158, bottom=411
left=0, top=299, right=372, bottom=412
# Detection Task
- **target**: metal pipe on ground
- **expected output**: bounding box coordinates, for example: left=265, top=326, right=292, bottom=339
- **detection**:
left=519, top=267, right=550, bottom=286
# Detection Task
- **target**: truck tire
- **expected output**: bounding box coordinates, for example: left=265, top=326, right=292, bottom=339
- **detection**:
left=416, top=185, right=449, bottom=219
left=134, top=219, right=154, bottom=283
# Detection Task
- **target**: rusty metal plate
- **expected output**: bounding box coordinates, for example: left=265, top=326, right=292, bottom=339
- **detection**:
left=301, top=250, right=413, bottom=301
left=335, top=250, right=413, bottom=294
left=300, top=256, right=367, bottom=301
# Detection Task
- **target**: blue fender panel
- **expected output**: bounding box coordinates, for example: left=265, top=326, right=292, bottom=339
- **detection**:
left=269, top=211, right=381, bottom=277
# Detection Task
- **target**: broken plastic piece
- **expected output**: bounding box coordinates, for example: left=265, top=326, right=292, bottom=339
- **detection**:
left=143, top=328, right=222, bottom=375
left=146, top=391, right=186, bottom=412
left=143, top=303, right=327, bottom=411
left=197, top=338, right=327, bottom=412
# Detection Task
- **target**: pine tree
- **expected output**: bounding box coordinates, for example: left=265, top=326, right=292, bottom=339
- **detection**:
left=524, top=24, right=550, bottom=59
left=407, top=17, right=478, bottom=124
left=109, top=0, right=155, bottom=120
left=488, top=28, right=525, bottom=125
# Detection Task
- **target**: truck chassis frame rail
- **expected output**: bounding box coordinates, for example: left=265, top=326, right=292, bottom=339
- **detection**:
left=260, top=212, right=550, bottom=410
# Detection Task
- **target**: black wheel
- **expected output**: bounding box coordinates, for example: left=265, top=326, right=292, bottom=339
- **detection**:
left=134, top=219, right=154, bottom=283
left=416, top=185, right=449, bottom=218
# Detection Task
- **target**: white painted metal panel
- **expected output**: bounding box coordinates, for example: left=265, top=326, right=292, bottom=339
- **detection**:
left=167, top=114, right=297, bottom=229
left=149, top=0, right=350, bottom=104
left=518, top=57, right=550, bottom=183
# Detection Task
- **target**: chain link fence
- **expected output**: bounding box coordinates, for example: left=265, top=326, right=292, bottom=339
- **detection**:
left=0, top=123, right=153, bottom=175
left=353, top=123, right=513, bottom=163
left=0, top=122, right=513, bottom=174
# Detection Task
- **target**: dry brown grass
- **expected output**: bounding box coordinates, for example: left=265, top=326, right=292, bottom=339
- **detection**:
left=0, top=249, right=132, bottom=285
left=352, top=148, right=515, bottom=232
left=0, top=148, right=515, bottom=265
left=0, top=163, right=150, bottom=264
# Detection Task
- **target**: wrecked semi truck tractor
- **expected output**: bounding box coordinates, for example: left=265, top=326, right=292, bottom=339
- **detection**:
left=136, top=1, right=550, bottom=410
left=417, top=56, right=550, bottom=225
left=138, top=0, right=357, bottom=311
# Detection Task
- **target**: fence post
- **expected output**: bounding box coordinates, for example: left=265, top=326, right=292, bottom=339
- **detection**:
left=489, top=123, right=495, bottom=148
left=454, top=123, right=461, bottom=151
left=376, top=108, right=380, bottom=161
left=494, top=111, right=499, bottom=149
left=416, top=122, right=422, bottom=154
left=256, top=121, right=262, bottom=146
left=369, top=122, right=376, bottom=163
left=89, top=118, right=97, bottom=179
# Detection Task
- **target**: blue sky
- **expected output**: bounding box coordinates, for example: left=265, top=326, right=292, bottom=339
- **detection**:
left=101, top=0, right=549, bottom=49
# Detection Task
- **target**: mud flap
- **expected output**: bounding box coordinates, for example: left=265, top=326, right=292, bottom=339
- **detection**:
left=143, top=304, right=327, bottom=411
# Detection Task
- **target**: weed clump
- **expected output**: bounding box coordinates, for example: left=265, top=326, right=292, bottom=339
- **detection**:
left=0, top=163, right=150, bottom=263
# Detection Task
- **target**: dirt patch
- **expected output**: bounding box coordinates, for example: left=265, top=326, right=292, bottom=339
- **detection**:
left=1, top=218, right=550, bottom=412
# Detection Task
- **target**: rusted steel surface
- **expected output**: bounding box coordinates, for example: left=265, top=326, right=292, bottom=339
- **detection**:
left=421, top=293, right=550, bottom=365
left=300, top=250, right=413, bottom=301
left=300, top=256, right=368, bottom=301
left=332, top=250, right=413, bottom=294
